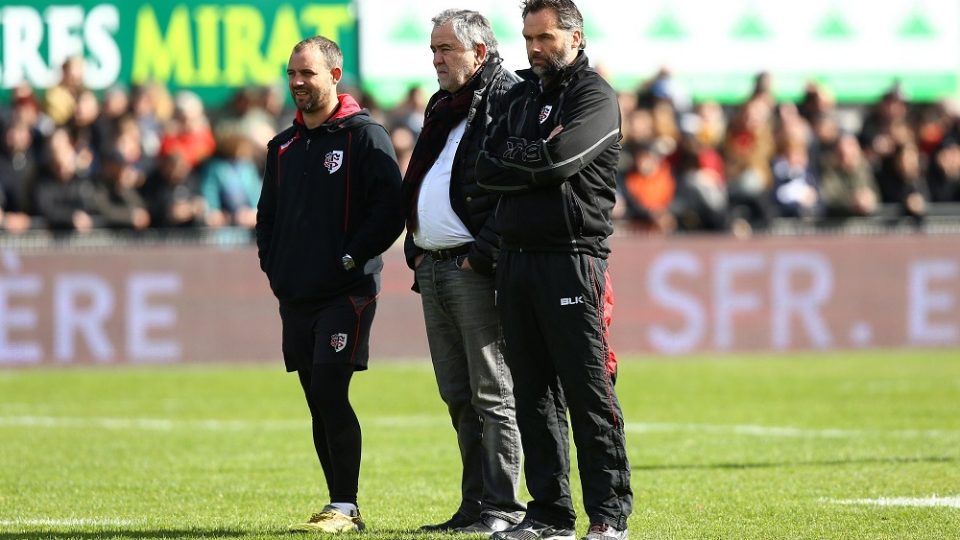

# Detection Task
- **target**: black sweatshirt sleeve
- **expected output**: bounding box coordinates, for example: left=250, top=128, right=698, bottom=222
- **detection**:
left=478, top=79, right=620, bottom=193
left=344, top=124, right=405, bottom=266
left=255, top=140, right=278, bottom=273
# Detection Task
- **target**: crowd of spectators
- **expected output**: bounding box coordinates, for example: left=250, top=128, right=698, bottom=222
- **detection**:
left=0, top=57, right=286, bottom=235
left=607, top=70, right=960, bottom=235
left=2, top=58, right=960, bottom=238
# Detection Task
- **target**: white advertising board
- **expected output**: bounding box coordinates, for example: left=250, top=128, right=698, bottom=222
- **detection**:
left=358, top=0, right=960, bottom=105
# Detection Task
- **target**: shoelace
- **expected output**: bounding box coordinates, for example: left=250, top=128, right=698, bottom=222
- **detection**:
left=588, top=523, right=611, bottom=534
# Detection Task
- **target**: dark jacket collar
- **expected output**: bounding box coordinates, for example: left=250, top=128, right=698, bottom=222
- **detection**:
left=476, top=53, right=505, bottom=90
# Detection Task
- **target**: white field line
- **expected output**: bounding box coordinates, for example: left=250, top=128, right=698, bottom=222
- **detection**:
left=625, top=422, right=956, bottom=439
left=0, top=415, right=301, bottom=431
left=0, top=415, right=955, bottom=439
left=829, top=496, right=960, bottom=508
left=0, top=414, right=446, bottom=431
left=0, top=518, right=140, bottom=526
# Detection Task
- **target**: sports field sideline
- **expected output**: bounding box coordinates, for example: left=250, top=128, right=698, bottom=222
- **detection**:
left=1, top=350, right=958, bottom=540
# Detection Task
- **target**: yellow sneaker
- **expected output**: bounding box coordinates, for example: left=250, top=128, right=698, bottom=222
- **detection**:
left=289, top=505, right=365, bottom=533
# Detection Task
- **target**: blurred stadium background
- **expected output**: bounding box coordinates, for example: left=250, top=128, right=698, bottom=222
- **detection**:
left=0, top=0, right=957, bottom=366
left=1, top=2, right=959, bottom=539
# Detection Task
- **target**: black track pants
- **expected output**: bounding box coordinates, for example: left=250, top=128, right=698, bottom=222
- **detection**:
left=495, top=250, right=632, bottom=530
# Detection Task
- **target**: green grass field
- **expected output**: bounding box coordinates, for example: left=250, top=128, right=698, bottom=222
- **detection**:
left=2, top=350, right=959, bottom=540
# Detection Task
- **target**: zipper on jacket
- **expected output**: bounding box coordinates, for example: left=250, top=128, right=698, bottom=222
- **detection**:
left=304, top=138, right=311, bottom=176
left=560, top=182, right=581, bottom=251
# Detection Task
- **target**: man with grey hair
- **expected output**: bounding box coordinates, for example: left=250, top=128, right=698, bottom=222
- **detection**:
left=400, top=8, right=525, bottom=537
left=477, top=1, right=633, bottom=539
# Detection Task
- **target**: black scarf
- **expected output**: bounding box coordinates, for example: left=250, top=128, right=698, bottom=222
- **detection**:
left=402, top=67, right=484, bottom=229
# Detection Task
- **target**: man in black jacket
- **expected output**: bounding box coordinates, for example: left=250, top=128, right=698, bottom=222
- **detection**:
left=402, top=9, right=525, bottom=536
left=476, top=2, right=632, bottom=539
left=256, top=35, right=404, bottom=534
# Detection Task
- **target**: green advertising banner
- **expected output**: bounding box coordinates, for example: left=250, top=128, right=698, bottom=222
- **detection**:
left=0, top=0, right=358, bottom=104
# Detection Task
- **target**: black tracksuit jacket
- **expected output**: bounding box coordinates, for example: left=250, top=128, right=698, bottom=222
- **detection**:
left=476, top=52, right=620, bottom=257
left=256, top=94, right=404, bottom=304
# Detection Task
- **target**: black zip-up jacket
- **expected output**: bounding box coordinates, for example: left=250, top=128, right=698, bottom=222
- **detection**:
left=402, top=55, right=520, bottom=278
left=256, top=94, right=404, bottom=304
left=476, top=52, right=620, bottom=257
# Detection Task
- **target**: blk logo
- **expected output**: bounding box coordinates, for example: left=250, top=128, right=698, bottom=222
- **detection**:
left=560, top=296, right=584, bottom=306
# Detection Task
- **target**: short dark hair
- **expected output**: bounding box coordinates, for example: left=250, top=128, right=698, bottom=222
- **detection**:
left=292, top=36, right=344, bottom=70
left=432, top=9, right=499, bottom=56
left=521, top=0, right=585, bottom=48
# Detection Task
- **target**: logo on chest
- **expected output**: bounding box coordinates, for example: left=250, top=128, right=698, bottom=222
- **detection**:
left=324, top=150, right=344, bottom=174
left=539, top=105, right=553, bottom=124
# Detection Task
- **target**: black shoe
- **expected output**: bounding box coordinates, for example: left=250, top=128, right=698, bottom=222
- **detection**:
left=456, top=514, right=517, bottom=535
left=491, top=518, right=575, bottom=540
left=419, top=512, right=478, bottom=532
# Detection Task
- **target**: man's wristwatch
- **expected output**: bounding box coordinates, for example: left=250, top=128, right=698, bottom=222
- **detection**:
left=341, top=254, right=356, bottom=271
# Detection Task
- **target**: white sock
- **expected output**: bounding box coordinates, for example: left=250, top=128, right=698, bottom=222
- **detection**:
left=328, top=502, right=358, bottom=516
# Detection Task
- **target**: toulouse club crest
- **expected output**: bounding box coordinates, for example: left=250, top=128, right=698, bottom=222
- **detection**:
left=330, top=333, right=348, bottom=353
left=324, top=150, right=344, bottom=173
left=539, top=105, right=553, bottom=124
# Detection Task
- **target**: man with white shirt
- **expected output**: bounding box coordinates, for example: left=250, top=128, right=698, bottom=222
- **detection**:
left=400, top=9, right=524, bottom=537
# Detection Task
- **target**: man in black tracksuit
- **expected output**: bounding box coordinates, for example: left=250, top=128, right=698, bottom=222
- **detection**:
left=256, top=36, right=403, bottom=534
left=476, top=2, right=632, bottom=540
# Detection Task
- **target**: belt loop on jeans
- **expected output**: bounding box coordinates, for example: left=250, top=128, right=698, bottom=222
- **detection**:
left=425, top=243, right=472, bottom=261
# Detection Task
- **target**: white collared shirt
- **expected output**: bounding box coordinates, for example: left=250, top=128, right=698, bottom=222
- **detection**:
left=413, top=119, right=474, bottom=250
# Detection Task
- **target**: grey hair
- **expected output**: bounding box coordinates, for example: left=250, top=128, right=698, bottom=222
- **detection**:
left=521, top=0, right=586, bottom=49
left=431, top=9, right=498, bottom=56
left=292, top=35, right=344, bottom=70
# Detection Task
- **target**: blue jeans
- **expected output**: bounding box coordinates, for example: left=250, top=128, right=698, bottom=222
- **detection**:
left=415, top=254, right=525, bottom=521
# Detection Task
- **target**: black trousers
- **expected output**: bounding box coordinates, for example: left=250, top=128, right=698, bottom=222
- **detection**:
left=297, top=365, right=360, bottom=506
left=280, top=295, right=376, bottom=506
left=495, top=250, right=632, bottom=530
